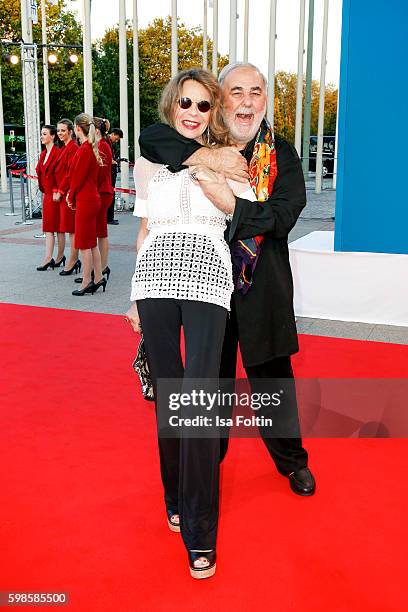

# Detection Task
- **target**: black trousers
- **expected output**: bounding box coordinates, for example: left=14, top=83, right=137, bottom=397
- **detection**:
left=137, top=298, right=227, bottom=551
left=219, top=298, right=308, bottom=475
left=107, top=171, right=117, bottom=222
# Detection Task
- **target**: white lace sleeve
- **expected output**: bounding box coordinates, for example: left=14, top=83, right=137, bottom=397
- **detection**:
left=133, top=157, right=163, bottom=217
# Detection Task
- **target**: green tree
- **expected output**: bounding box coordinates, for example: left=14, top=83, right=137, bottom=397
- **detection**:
left=310, top=81, right=338, bottom=135
left=272, top=71, right=338, bottom=142
left=1, top=0, right=99, bottom=125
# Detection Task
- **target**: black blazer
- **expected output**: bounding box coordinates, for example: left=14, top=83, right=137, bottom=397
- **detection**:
left=139, top=124, right=306, bottom=367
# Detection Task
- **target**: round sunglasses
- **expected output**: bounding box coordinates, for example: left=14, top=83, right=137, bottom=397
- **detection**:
left=178, top=97, right=211, bottom=113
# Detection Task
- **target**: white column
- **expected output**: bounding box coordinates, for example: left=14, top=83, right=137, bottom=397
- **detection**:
left=171, top=0, right=178, bottom=77
left=243, top=0, right=249, bottom=62
left=119, top=0, right=129, bottom=200
left=203, top=0, right=208, bottom=70
left=20, top=0, right=41, bottom=211
left=315, top=0, right=329, bottom=194
left=302, top=0, right=315, bottom=176
left=295, top=0, right=306, bottom=156
left=21, top=0, right=32, bottom=42
left=41, top=0, right=50, bottom=124
left=82, top=0, right=93, bottom=115
left=267, top=0, right=277, bottom=126
left=133, top=0, right=140, bottom=159
left=212, top=0, right=218, bottom=76
left=229, top=0, right=237, bottom=64
left=0, top=67, right=7, bottom=193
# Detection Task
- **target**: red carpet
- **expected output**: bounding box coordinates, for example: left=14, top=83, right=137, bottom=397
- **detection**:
left=0, top=303, right=407, bottom=611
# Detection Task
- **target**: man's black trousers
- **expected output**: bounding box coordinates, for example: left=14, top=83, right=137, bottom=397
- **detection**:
left=137, top=298, right=227, bottom=552
left=219, top=298, right=308, bottom=475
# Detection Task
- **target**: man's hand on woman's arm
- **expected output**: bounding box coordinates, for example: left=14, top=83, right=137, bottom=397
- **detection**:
left=185, top=147, right=248, bottom=183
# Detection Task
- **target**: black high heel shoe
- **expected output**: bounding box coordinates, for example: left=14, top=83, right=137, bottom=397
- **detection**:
left=60, top=260, right=81, bottom=276
left=188, top=550, right=216, bottom=580
left=72, top=281, right=94, bottom=296
left=36, top=258, right=55, bottom=271
left=53, top=255, right=66, bottom=268
left=92, top=277, right=107, bottom=294
left=102, top=266, right=111, bottom=280
left=74, top=270, right=94, bottom=284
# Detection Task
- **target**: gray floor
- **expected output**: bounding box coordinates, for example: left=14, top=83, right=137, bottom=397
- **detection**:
left=1, top=177, right=407, bottom=345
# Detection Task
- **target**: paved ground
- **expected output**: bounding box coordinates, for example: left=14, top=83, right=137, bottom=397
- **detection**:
left=1, top=175, right=407, bottom=345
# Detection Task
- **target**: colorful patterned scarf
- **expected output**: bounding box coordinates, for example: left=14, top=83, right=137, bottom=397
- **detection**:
left=231, top=119, right=278, bottom=294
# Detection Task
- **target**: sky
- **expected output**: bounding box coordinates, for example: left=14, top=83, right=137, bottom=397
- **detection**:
left=67, top=0, right=343, bottom=86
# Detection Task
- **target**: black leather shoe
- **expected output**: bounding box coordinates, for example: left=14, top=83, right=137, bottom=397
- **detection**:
left=53, top=255, right=66, bottom=268
left=36, top=258, right=55, bottom=271
left=60, top=260, right=81, bottom=276
left=288, top=467, right=316, bottom=496
left=107, top=219, right=119, bottom=225
left=72, top=281, right=94, bottom=296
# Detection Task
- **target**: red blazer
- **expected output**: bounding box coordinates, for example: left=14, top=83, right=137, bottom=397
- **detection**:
left=36, top=145, right=60, bottom=195
left=97, top=138, right=114, bottom=195
left=53, top=139, right=79, bottom=197
left=68, top=141, right=100, bottom=203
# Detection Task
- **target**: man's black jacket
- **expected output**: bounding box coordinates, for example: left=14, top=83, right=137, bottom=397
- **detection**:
left=139, top=124, right=306, bottom=367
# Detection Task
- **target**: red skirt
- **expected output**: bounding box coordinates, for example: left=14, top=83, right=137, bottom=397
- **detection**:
left=59, top=198, right=76, bottom=234
left=96, top=192, right=112, bottom=238
left=74, top=197, right=101, bottom=250
left=42, top=193, right=60, bottom=233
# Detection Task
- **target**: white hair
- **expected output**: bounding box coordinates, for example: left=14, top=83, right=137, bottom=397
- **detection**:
left=218, top=62, right=268, bottom=88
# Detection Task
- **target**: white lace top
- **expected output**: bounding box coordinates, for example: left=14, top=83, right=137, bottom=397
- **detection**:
left=130, top=156, right=255, bottom=311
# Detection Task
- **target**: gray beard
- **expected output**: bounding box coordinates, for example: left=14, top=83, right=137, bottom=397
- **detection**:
left=226, top=121, right=261, bottom=146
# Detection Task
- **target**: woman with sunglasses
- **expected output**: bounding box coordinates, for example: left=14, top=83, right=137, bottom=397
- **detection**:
left=125, top=69, right=252, bottom=579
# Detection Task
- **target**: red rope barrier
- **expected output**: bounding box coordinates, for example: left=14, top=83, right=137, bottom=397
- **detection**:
left=11, top=171, right=136, bottom=195
left=114, top=187, right=136, bottom=195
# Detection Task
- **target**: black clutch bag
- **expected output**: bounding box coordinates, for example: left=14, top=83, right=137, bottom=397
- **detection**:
left=132, top=333, right=154, bottom=402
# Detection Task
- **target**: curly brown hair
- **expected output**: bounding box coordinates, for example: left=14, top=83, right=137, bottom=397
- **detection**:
left=158, top=68, right=231, bottom=147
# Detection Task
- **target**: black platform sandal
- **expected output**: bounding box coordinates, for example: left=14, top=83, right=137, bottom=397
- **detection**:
left=188, top=550, right=216, bottom=579
left=166, top=509, right=180, bottom=532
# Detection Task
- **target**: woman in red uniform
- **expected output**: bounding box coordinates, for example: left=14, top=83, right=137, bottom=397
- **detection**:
left=95, top=117, right=113, bottom=279
left=54, top=119, right=81, bottom=276
left=36, top=125, right=63, bottom=271
left=67, top=113, right=106, bottom=296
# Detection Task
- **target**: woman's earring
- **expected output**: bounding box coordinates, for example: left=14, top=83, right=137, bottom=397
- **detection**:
left=206, top=126, right=211, bottom=145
